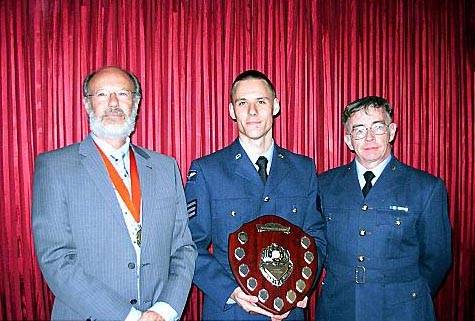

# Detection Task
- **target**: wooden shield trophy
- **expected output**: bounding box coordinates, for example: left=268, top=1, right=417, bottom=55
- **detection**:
left=228, top=215, right=318, bottom=315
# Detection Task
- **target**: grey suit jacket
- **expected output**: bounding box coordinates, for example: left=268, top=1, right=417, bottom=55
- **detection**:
left=32, top=135, right=197, bottom=321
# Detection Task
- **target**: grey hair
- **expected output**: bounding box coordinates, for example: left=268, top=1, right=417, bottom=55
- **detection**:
left=342, top=96, right=393, bottom=132
left=82, top=67, right=142, bottom=100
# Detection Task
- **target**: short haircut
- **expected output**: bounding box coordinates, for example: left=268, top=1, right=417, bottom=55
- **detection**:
left=230, top=70, right=276, bottom=101
left=82, top=67, right=142, bottom=100
left=342, top=96, right=393, bottom=127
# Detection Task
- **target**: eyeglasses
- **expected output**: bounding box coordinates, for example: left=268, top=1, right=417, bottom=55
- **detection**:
left=86, top=89, right=137, bottom=102
left=350, top=122, right=389, bottom=140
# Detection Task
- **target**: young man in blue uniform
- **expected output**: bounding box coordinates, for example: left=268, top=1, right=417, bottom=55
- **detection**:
left=316, top=96, right=452, bottom=321
left=185, top=70, right=326, bottom=321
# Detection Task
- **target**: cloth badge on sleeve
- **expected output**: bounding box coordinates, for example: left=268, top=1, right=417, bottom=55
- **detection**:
left=187, top=170, right=198, bottom=182
left=187, top=199, right=197, bottom=218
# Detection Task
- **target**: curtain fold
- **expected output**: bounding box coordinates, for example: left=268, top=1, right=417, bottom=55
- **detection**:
left=0, top=1, right=473, bottom=320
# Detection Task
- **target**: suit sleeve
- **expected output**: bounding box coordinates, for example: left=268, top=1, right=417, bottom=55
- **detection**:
left=155, top=160, right=197, bottom=317
left=184, top=160, right=238, bottom=311
left=31, top=154, right=132, bottom=321
left=417, top=178, right=452, bottom=295
left=302, top=162, right=327, bottom=280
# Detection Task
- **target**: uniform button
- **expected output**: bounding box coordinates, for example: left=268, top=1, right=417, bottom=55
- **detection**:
left=395, top=219, right=401, bottom=226
left=230, top=211, right=236, bottom=217
left=361, top=204, right=368, bottom=211
left=130, top=299, right=137, bottom=304
left=263, top=196, right=270, bottom=202
left=128, top=262, right=135, bottom=269
left=411, top=292, right=417, bottom=298
left=359, top=229, right=366, bottom=236
left=357, top=255, right=365, bottom=262
left=292, top=207, right=298, bottom=213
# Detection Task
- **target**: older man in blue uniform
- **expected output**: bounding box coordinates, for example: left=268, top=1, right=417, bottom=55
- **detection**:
left=185, top=70, right=326, bottom=321
left=316, top=96, right=452, bottom=321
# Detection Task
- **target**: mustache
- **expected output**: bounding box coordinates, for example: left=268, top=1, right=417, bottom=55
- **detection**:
left=102, top=107, right=126, bottom=118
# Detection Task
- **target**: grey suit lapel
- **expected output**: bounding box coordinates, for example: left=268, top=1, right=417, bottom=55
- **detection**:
left=79, top=135, right=125, bottom=220
left=131, top=145, right=155, bottom=249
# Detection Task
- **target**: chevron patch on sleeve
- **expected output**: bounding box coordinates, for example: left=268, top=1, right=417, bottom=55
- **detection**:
left=187, top=199, right=197, bottom=218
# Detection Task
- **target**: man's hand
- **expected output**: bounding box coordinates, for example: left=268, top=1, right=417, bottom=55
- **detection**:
left=296, top=296, right=308, bottom=308
left=230, top=287, right=275, bottom=318
left=269, top=296, right=308, bottom=321
left=138, top=311, right=165, bottom=321
left=230, top=288, right=308, bottom=320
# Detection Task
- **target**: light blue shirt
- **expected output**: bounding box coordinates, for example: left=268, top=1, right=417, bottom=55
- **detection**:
left=239, top=138, right=275, bottom=175
left=355, top=154, right=392, bottom=189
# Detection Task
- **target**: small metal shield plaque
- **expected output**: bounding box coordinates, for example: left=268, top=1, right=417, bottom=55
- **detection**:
left=228, top=215, right=318, bottom=315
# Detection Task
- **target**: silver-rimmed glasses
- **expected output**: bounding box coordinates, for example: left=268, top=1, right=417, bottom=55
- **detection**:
left=350, top=122, right=389, bottom=140
left=85, top=89, right=137, bottom=102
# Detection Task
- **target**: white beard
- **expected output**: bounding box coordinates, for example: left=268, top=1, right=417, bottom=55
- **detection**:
left=88, top=105, right=138, bottom=140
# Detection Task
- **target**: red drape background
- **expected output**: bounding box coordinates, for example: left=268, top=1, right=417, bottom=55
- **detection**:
left=1, top=0, right=474, bottom=320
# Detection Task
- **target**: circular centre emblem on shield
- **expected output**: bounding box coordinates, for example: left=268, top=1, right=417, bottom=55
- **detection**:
left=259, top=243, right=293, bottom=287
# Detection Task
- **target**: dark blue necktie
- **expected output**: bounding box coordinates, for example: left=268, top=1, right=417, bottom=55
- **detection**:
left=256, top=156, right=268, bottom=183
left=362, top=171, right=375, bottom=197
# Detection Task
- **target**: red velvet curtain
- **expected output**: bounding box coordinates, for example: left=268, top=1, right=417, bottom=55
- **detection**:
left=1, top=0, right=473, bottom=320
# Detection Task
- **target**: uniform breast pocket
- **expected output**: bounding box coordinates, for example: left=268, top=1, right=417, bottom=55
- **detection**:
left=211, top=199, right=258, bottom=245
left=321, top=207, right=350, bottom=253
left=375, top=208, right=419, bottom=255
left=275, top=196, right=307, bottom=226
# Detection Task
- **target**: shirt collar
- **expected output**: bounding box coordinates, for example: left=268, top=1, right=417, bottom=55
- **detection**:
left=239, top=138, right=274, bottom=171
left=91, top=133, right=130, bottom=159
left=355, top=154, right=392, bottom=188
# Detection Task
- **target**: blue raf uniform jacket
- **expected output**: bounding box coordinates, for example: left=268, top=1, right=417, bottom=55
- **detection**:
left=316, top=157, right=452, bottom=321
left=185, top=140, right=326, bottom=321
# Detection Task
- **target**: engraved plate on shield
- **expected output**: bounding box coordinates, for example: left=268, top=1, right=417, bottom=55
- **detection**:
left=304, top=251, right=314, bottom=264
left=238, top=231, right=248, bottom=244
left=258, top=289, right=269, bottom=303
left=239, top=264, right=249, bottom=277
left=296, top=279, right=306, bottom=293
left=273, top=297, right=284, bottom=312
left=286, top=289, right=297, bottom=304
left=247, top=277, right=257, bottom=291
left=235, top=247, right=245, bottom=261
left=300, top=236, right=310, bottom=249
left=302, top=266, right=312, bottom=279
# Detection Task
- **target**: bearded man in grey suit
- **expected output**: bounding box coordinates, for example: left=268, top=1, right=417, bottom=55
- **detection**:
left=32, top=66, right=197, bottom=321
